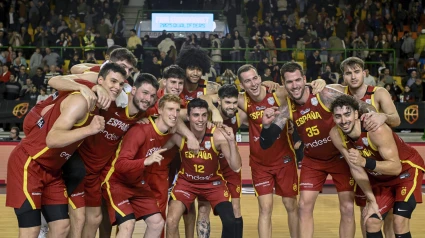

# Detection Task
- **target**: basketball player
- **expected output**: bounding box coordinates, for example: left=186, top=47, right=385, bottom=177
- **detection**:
left=101, top=94, right=183, bottom=238
left=165, top=98, right=242, bottom=238
left=260, top=62, right=377, bottom=238
left=339, top=57, right=401, bottom=238
left=70, top=45, right=124, bottom=74
left=329, top=94, right=425, bottom=238
left=6, top=63, right=126, bottom=238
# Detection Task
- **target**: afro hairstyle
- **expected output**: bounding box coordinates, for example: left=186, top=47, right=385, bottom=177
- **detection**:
left=176, top=45, right=212, bottom=75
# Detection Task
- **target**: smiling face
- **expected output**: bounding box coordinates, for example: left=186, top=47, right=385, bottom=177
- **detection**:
left=98, top=71, right=126, bottom=100
left=333, top=105, right=359, bottom=135
left=239, top=68, right=262, bottom=97
left=185, top=66, right=203, bottom=84
left=218, top=96, right=238, bottom=118
left=164, top=77, right=184, bottom=95
left=159, top=101, right=180, bottom=128
left=132, top=82, right=157, bottom=111
left=283, top=69, right=307, bottom=101
left=188, top=107, right=208, bottom=133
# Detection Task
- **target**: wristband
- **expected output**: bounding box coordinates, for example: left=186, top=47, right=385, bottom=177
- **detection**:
left=260, top=123, right=282, bottom=149
left=364, top=158, right=376, bottom=170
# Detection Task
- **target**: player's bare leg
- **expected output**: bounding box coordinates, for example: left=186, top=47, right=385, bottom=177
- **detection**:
left=359, top=207, right=367, bottom=238
left=298, top=190, right=320, bottom=238
left=196, top=201, right=211, bottom=238
left=257, top=194, right=273, bottom=238
left=82, top=206, right=102, bottom=238
left=116, top=219, right=135, bottom=238
left=19, top=226, right=41, bottom=238
left=67, top=206, right=85, bottom=238
left=282, top=196, right=299, bottom=238
left=383, top=211, right=395, bottom=238
left=365, top=216, right=383, bottom=237
left=48, top=219, right=70, bottom=238
left=183, top=203, right=196, bottom=238
left=232, top=198, right=243, bottom=238
left=144, top=213, right=165, bottom=238
left=393, top=214, right=410, bottom=237
left=337, top=191, right=355, bottom=238
left=166, top=200, right=187, bottom=238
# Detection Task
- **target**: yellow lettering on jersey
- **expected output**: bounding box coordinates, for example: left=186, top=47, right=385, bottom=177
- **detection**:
left=249, top=111, right=264, bottom=120
left=359, top=148, right=375, bottom=158
left=184, top=151, right=213, bottom=160
left=295, top=111, right=323, bottom=127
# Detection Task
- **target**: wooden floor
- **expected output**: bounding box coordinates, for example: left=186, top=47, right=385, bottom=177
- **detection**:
left=1, top=193, right=425, bottom=238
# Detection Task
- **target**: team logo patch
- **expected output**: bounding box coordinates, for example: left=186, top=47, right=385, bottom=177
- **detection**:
left=300, top=108, right=310, bottom=115
left=362, top=137, right=369, bottom=147
left=231, top=116, right=237, bottom=124
left=365, top=99, right=372, bottom=104
left=401, top=187, right=407, bottom=196
left=37, top=117, right=45, bottom=129
left=349, top=177, right=355, bottom=186
left=292, top=183, right=298, bottom=191
left=204, top=141, right=211, bottom=150
left=400, top=173, right=410, bottom=179
left=311, top=97, right=318, bottom=106
left=64, top=189, right=68, bottom=198
left=267, top=97, right=275, bottom=105
left=197, top=91, right=204, bottom=98
left=224, top=190, right=229, bottom=198
left=236, top=186, right=241, bottom=193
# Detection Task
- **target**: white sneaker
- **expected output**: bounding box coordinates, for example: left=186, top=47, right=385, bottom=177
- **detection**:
left=38, top=225, right=48, bottom=238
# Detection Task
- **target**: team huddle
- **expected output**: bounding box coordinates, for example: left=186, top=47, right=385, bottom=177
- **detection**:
left=5, top=44, right=425, bottom=238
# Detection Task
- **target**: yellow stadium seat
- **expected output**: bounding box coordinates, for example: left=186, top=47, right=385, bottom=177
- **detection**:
left=63, top=60, right=70, bottom=74
left=393, top=76, right=402, bottom=88
left=216, top=76, right=222, bottom=84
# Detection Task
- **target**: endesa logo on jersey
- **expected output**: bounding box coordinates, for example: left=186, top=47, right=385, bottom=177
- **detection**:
left=304, top=136, right=331, bottom=148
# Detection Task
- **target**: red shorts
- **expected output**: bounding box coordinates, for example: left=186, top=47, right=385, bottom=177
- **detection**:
left=299, top=155, right=354, bottom=192
left=250, top=158, right=299, bottom=197
left=6, top=148, right=68, bottom=209
left=222, top=170, right=242, bottom=199
left=68, top=173, right=102, bottom=209
left=355, top=166, right=424, bottom=210
left=101, top=180, right=160, bottom=226
left=170, top=178, right=230, bottom=215
left=144, top=171, right=169, bottom=220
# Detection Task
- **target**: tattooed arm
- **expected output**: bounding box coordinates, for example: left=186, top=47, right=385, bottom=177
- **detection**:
left=319, top=86, right=377, bottom=114
left=206, top=81, right=221, bottom=95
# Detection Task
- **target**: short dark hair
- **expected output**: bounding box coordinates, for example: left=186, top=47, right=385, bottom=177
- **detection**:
left=330, top=94, right=359, bottom=114
left=162, top=65, right=186, bottom=80
left=218, top=84, right=239, bottom=99
left=130, top=29, right=136, bottom=34
left=187, top=98, right=209, bottom=116
left=109, top=48, right=137, bottom=67
left=340, top=57, right=365, bottom=73
left=280, top=62, right=304, bottom=81
left=98, top=62, right=127, bottom=82
left=11, top=126, right=20, bottom=136
left=106, top=45, right=123, bottom=56
left=237, top=64, right=258, bottom=81
left=134, top=73, right=160, bottom=90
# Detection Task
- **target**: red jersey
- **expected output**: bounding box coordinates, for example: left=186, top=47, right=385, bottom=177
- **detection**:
left=219, top=112, right=241, bottom=176
left=79, top=97, right=147, bottom=174
left=244, top=90, right=295, bottom=168
left=102, top=116, right=173, bottom=185
left=23, top=91, right=60, bottom=135
left=89, top=65, right=101, bottom=73
left=339, top=128, right=425, bottom=182
left=19, top=91, right=95, bottom=171
left=345, top=85, right=378, bottom=111
left=287, top=90, right=340, bottom=160
left=177, top=127, right=224, bottom=184
left=182, top=79, right=207, bottom=105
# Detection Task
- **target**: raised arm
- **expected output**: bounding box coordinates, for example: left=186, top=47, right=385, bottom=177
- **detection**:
left=215, top=126, right=242, bottom=172
left=175, top=118, right=200, bottom=153
left=46, top=94, right=105, bottom=148
left=206, top=81, right=221, bottom=95
left=70, top=63, right=97, bottom=74
left=200, top=93, right=222, bottom=126
left=320, top=86, right=377, bottom=114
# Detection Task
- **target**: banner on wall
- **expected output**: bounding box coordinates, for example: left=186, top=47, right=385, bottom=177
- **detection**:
left=395, top=102, right=425, bottom=130
left=0, top=100, right=36, bottom=123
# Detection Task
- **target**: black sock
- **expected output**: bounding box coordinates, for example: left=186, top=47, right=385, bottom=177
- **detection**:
left=235, top=217, right=243, bottom=238
left=395, top=232, right=412, bottom=238
left=366, top=231, right=383, bottom=238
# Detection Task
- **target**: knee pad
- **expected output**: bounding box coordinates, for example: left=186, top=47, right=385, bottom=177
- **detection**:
left=62, top=151, right=86, bottom=195
left=395, top=232, right=412, bottom=238
left=393, top=196, right=416, bottom=219
left=15, top=200, right=41, bottom=228
left=366, top=231, right=383, bottom=238
left=215, top=202, right=235, bottom=226
left=42, top=204, right=69, bottom=223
